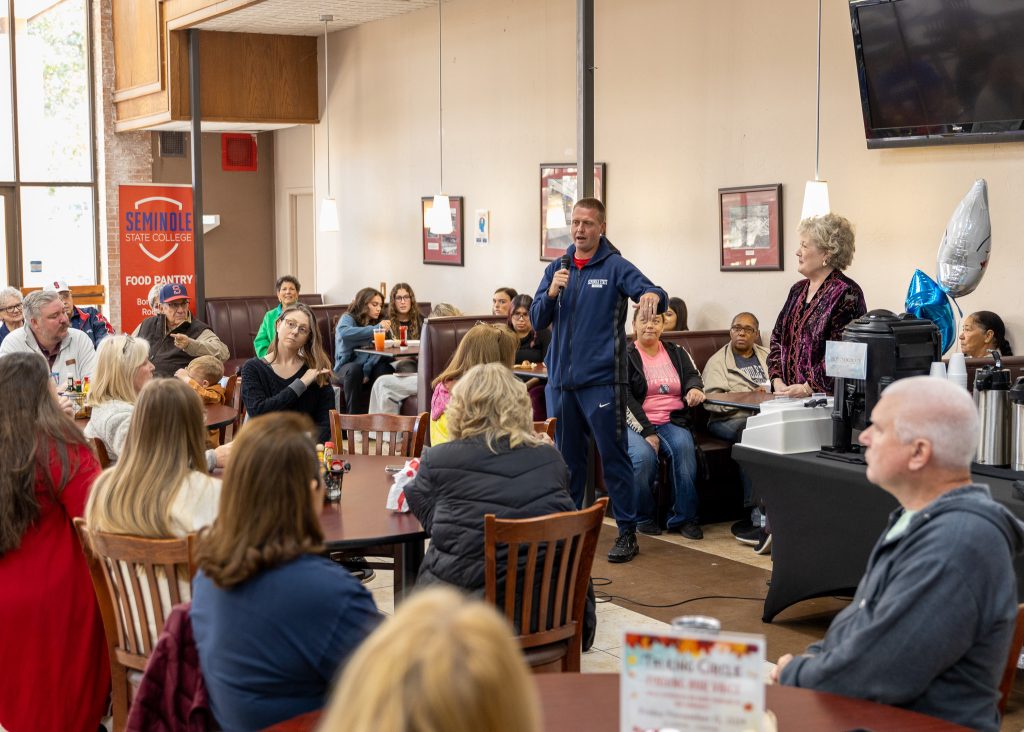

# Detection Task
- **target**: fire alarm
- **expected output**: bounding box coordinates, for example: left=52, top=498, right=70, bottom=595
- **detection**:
left=221, top=134, right=257, bottom=172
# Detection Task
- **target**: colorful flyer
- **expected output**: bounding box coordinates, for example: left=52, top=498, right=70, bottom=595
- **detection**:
left=621, top=628, right=765, bottom=732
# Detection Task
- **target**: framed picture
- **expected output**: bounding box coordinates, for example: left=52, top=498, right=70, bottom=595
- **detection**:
left=421, top=196, right=464, bottom=266
left=718, top=184, right=783, bottom=271
left=540, top=163, right=605, bottom=261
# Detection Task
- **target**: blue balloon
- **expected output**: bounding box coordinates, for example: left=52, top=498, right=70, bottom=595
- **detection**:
left=906, top=269, right=956, bottom=354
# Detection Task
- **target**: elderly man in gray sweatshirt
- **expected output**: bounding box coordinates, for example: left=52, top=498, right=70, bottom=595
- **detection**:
left=772, top=376, right=1024, bottom=731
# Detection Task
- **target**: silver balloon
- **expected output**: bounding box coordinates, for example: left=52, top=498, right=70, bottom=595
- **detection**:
left=936, top=179, right=992, bottom=298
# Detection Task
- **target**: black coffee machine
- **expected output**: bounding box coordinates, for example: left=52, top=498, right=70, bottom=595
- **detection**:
left=828, top=310, right=941, bottom=455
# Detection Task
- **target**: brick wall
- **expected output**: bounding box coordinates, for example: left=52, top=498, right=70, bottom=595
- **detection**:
left=92, top=0, right=153, bottom=332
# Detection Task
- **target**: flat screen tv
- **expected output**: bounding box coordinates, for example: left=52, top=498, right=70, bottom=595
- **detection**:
left=850, top=0, right=1024, bottom=148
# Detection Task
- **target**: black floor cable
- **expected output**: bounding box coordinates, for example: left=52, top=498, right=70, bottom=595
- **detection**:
left=591, top=577, right=765, bottom=609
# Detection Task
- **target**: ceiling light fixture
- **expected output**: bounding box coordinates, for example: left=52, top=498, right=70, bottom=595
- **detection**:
left=318, top=14, right=339, bottom=232
left=428, top=0, right=453, bottom=235
left=801, top=0, right=830, bottom=221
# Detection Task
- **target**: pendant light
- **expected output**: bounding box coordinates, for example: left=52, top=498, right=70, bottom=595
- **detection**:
left=801, top=0, right=830, bottom=221
left=428, top=0, right=453, bottom=235
left=318, top=14, right=340, bottom=232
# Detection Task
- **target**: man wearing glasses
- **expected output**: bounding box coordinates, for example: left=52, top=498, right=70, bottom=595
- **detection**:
left=45, top=279, right=113, bottom=348
left=0, top=287, right=25, bottom=346
left=0, top=289, right=96, bottom=384
left=134, top=283, right=229, bottom=377
left=702, top=312, right=770, bottom=547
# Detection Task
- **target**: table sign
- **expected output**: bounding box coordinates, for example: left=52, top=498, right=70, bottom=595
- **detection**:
left=824, top=340, right=867, bottom=380
left=621, top=628, right=765, bottom=731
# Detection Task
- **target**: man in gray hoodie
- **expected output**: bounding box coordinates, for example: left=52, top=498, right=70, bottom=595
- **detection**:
left=772, top=375, right=1023, bottom=731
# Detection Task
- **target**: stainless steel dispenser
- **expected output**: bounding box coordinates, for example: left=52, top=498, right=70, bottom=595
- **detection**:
left=974, top=350, right=1011, bottom=467
left=1009, top=376, right=1024, bottom=473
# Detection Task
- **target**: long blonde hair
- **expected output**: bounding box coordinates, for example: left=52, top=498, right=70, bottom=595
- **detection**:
left=89, top=335, right=150, bottom=405
left=86, top=379, right=209, bottom=536
left=448, top=363, right=544, bottom=451
left=321, top=587, right=540, bottom=732
left=432, top=323, right=518, bottom=389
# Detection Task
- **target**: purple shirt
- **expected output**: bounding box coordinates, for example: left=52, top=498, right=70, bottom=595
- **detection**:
left=767, top=270, right=866, bottom=394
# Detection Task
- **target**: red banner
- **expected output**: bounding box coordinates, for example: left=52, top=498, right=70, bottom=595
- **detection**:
left=119, top=184, right=196, bottom=333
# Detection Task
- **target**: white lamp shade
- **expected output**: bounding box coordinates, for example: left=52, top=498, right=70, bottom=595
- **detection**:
left=800, top=180, right=830, bottom=221
left=428, top=194, right=453, bottom=235
left=319, top=197, right=339, bottom=232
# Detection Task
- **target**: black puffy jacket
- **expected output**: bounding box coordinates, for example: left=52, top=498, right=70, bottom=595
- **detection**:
left=405, top=435, right=575, bottom=592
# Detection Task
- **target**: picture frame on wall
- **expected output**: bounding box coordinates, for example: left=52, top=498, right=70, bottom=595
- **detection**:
left=421, top=196, right=464, bottom=266
left=718, top=184, right=783, bottom=271
left=540, top=163, right=605, bottom=261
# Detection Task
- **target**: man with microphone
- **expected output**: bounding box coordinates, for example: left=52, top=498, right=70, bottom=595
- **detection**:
left=531, top=198, right=666, bottom=563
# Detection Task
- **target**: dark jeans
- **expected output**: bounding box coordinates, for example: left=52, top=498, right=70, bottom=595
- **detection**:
left=626, top=424, right=698, bottom=529
left=708, top=414, right=762, bottom=526
left=336, top=359, right=393, bottom=414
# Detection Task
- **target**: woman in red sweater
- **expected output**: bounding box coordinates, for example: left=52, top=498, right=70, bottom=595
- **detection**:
left=0, top=353, right=109, bottom=732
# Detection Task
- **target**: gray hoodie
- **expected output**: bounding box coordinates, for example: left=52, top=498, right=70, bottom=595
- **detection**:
left=780, top=483, right=1024, bottom=732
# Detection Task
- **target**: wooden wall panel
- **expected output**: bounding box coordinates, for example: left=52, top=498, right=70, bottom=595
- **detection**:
left=112, top=0, right=162, bottom=101
left=171, top=31, right=318, bottom=124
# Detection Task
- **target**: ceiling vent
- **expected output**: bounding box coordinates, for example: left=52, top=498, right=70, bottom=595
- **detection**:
left=221, top=133, right=258, bottom=172
left=158, top=131, right=187, bottom=158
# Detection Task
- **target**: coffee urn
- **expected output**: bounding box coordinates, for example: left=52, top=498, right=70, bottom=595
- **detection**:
left=1008, top=376, right=1024, bottom=472
left=974, top=351, right=1011, bottom=467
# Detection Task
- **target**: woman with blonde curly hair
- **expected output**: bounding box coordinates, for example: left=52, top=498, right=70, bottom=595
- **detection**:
left=768, top=213, right=867, bottom=397
left=191, top=412, right=379, bottom=730
left=407, top=362, right=574, bottom=591
left=321, top=586, right=540, bottom=732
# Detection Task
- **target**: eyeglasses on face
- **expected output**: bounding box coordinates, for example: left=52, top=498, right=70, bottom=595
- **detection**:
left=510, top=311, right=530, bottom=319
left=1, top=303, right=23, bottom=314
left=164, top=300, right=191, bottom=310
left=282, top=318, right=311, bottom=335
left=730, top=324, right=757, bottom=334
left=394, top=294, right=412, bottom=302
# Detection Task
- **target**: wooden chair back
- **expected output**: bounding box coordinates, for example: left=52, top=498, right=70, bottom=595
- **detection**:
left=998, top=602, right=1024, bottom=713
left=534, top=418, right=557, bottom=440
left=329, top=410, right=427, bottom=458
left=22, top=283, right=106, bottom=306
left=74, top=518, right=196, bottom=732
left=218, top=371, right=241, bottom=443
left=92, top=437, right=112, bottom=469
left=484, top=497, right=607, bottom=673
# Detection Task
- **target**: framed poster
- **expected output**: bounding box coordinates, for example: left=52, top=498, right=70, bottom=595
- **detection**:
left=540, top=163, right=605, bottom=261
left=719, top=184, right=783, bottom=271
left=421, top=196, right=464, bottom=266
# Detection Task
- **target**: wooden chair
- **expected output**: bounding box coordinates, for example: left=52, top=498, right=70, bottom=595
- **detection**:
left=329, top=410, right=427, bottom=458
left=533, top=418, right=557, bottom=440
left=218, top=371, right=241, bottom=444
left=998, top=602, right=1024, bottom=713
left=73, top=519, right=196, bottom=732
left=92, top=437, right=112, bottom=469
left=484, top=497, right=607, bottom=673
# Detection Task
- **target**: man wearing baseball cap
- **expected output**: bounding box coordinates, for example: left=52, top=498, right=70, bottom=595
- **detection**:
left=133, top=282, right=229, bottom=377
left=46, top=279, right=113, bottom=348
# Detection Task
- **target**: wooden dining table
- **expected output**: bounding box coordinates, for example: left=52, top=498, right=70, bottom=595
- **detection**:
left=318, top=453, right=426, bottom=603
left=513, top=362, right=547, bottom=380
left=74, top=403, right=238, bottom=431
left=265, top=672, right=970, bottom=731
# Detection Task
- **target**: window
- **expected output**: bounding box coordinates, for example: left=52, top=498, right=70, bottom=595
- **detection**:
left=0, top=0, right=96, bottom=288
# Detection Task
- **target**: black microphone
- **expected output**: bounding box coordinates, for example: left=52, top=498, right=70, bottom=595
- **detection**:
left=557, top=254, right=571, bottom=301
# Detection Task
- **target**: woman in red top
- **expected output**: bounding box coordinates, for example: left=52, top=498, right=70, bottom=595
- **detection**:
left=0, top=353, right=109, bottom=732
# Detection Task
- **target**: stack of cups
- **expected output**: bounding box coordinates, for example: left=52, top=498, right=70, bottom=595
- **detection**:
left=929, top=362, right=947, bottom=378
left=947, top=353, right=968, bottom=390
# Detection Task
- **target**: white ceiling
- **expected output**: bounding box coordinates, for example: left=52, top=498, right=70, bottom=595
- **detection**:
left=194, top=0, right=438, bottom=36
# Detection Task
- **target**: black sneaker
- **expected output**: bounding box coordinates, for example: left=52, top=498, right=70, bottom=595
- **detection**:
left=636, top=519, right=663, bottom=536
left=608, top=531, right=639, bottom=563
left=735, top=526, right=761, bottom=546
left=754, top=530, right=773, bottom=555
left=676, top=521, right=703, bottom=540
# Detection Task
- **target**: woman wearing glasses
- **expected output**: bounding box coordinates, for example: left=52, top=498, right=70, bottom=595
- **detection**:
left=0, top=286, right=24, bottom=345
left=386, top=283, right=424, bottom=341
left=84, top=334, right=156, bottom=460
left=242, top=303, right=335, bottom=442
left=507, top=294, right=550, bottom=420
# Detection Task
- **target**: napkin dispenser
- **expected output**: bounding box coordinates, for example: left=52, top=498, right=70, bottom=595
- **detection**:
left=739, top=397, right=834, bottom=454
